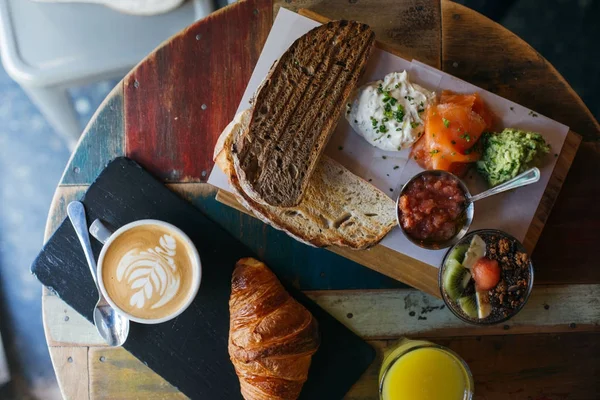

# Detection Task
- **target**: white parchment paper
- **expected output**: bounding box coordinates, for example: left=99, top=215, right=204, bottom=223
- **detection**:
left=208, top=8, right=569, bottom=268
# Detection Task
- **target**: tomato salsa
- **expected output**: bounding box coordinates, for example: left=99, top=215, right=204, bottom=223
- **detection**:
left=398, top=173, right=466, bottom=242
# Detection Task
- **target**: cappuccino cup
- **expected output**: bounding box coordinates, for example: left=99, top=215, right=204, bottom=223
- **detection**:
left=91, top=219, right=201, bottom=324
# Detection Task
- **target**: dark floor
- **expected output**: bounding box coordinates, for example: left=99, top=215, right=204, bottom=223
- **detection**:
left=0, top=1, right=598, bottom=399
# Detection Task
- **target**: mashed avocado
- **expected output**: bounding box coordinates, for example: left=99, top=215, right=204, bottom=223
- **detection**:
left=476, top=128, right=550, bottom=187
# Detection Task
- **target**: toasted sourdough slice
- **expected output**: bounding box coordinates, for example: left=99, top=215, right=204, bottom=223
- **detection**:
left=216, top=110, right=396, bottom=250
left=232, top=20, right=375, bottom=208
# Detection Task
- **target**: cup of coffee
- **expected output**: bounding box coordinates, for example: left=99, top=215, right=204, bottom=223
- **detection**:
left=91, top=219, right=201, bottom=324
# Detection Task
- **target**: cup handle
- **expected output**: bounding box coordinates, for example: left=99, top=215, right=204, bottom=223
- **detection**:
left=89, top=219, right=114, bottom=244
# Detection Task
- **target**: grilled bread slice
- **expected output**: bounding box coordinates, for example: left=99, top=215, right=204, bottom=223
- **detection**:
left=232, top=20, right=375, bottom=208
left=216, top=110, right=396, bottom=249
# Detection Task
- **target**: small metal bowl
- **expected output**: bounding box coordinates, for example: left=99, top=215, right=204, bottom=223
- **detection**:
left=439, top=229, right=535, bottom=325
left=396, top=170, right=474, bottom=250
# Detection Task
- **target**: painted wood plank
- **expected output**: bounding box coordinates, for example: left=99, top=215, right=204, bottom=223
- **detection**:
left=88, top=347, right=189, bottom=400
left=534, top=141, right=600, bottom=284
left=44, top=185, right=88, bottom=241
left=123, top=0, right=272, bottom=182
left=278, top=0, right=441, bottom=68
left=48, top=347, right=89, bottom=400
left=306, top=284, right=600, bottom=339
left=171, top=183, right=406, bottom=291
left=43, top=282, right=600, bottom=348
left=522, top=130, right=581, bottom=253
left=85, top=333, right=600, bottom=400
left=441, top=0, right=600, bottom=141
left=60, top=83, right=125, bottom=185
left=216, top=187, right=440, bottom=297
left=346, top=333, right=600, bottom=399
left=43, top=295, right=105, bottom=347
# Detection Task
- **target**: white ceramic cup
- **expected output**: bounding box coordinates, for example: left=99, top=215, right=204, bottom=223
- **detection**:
left=91, top=219, right=202, bottom=324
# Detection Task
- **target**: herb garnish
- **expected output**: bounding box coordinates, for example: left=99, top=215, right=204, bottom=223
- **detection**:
left=442, top=118, right=450, bottom=128
left=394, top=105, right=405, bottom=123
left=430, top=149, right=440, bottom=155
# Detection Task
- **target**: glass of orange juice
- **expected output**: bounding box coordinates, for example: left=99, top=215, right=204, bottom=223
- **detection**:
left=379, top=338, right=474, bottom=400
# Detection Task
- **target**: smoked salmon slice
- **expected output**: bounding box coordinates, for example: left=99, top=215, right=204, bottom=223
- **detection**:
left=411, top=91, right=492, bottom=175
left=440, top=90, right=494, bottom=130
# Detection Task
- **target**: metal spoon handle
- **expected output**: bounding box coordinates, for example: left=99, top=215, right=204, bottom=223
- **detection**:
left=470, top=167, right=541, bottom=203
left=67, top=201, right=100, bottom=291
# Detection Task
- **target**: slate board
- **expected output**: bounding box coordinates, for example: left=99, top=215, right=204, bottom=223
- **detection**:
left=32, top=157, right=375, bottom=400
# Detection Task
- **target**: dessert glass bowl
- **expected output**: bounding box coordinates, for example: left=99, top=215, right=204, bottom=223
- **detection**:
left=438, top=229, right=534, bottom=325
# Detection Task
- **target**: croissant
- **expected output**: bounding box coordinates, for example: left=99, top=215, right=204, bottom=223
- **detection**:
left=228, top=258, right=320, bottom=400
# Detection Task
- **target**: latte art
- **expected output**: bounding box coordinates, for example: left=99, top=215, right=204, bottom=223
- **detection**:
left=100, top=222, right=199, bottom=321
left=116, top=234, right=181, bottom=310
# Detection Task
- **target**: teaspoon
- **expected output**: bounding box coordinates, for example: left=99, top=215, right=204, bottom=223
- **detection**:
left=67, top=201, right=130, bottom=346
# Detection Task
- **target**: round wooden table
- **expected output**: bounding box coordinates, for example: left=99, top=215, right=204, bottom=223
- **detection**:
left=43, top=1, right=600, bottom=399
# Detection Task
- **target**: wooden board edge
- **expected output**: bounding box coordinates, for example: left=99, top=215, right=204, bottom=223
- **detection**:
left=523, top=130, right=582, bottom=253
left=215, top=189, right=440, bottom=297
left=297, top=8, right=426, bottom=63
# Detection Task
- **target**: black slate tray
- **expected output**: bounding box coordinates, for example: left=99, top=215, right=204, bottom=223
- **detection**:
left=32, top=157, right=375, bottom=400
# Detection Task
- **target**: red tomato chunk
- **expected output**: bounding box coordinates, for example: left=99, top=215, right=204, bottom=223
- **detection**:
left=399, top=174, right=466, bottom=242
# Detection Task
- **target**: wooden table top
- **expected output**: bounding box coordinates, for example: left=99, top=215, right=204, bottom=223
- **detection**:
left=42, top=0, right=600, bottom=399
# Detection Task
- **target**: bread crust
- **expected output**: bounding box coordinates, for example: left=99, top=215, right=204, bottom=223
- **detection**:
left=216, top=110, right=397, bottom=250
left=232, top=20, right=375, bottom=207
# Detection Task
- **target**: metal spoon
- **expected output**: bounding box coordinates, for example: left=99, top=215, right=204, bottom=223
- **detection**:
left=397, top=167, right=541, bottom=250
left=67, top=201, right=130, bottom=346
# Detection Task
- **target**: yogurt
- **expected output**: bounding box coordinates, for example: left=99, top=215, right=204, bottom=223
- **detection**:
left=345, top=71, right=435, bottom=151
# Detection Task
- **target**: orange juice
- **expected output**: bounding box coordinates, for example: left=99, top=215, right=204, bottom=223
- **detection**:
left=379, top=339, right=473, bottom=400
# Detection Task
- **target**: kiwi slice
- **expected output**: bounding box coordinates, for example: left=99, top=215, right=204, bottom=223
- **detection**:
left=458, top=295, right=478, bottom=319
left=443, top=259, right=471, bottom=300
left=447, top=244, right=469, bottom=265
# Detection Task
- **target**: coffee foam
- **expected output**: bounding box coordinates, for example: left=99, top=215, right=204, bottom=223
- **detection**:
left=102, top=224, right=195, bottom=320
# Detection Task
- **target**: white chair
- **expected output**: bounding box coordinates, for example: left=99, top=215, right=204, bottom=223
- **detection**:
left=0, top=0, right=214, bottom=148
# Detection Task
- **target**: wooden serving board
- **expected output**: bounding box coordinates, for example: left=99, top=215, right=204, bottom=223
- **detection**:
left=215, top=9, right=582, bottom=298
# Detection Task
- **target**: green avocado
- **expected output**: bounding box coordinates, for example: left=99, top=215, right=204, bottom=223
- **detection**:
left=476, top=128, right=550, bottom=187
